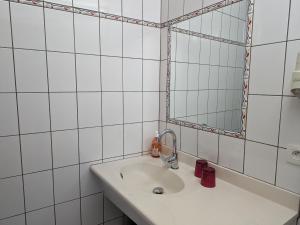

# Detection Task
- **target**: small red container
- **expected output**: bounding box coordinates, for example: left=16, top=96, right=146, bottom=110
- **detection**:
left=201, top=167, right=216, bottom=188
left=194, top=160, right=208, bottom=178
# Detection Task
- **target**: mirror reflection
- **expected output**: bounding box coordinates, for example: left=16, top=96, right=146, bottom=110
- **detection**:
left=169, top=0, right=249, bottom=132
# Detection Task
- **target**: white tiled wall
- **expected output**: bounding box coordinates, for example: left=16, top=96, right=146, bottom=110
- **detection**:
left=160, top=0, right=300, bottom=195
left=0, top=0, right=160, bottom=224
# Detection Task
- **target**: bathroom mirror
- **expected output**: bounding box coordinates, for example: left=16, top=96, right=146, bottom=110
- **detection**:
left=167, top=0, right=253, bottom=137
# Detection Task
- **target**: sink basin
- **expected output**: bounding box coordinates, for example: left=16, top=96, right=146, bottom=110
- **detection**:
left=120, top=162, right=184, bottom=194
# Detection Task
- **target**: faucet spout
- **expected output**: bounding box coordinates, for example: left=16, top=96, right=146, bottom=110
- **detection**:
left=157, top=129, right=179, bottom=169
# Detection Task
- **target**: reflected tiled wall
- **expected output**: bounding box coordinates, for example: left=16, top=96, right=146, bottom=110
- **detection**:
left=160, top=0, right=300, bottom=195
left=0, top=0, right=161, bottom=224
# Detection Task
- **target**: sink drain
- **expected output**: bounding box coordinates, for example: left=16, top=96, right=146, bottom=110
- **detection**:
left=152, top=187, right=164, bottom=195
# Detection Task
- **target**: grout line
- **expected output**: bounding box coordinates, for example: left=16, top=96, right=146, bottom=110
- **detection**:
left=141, top=0, right=144, bottom=155
left=7, top=1, right=28, bottom=225
left=121, top=0, right=125, bottom=160
left=42, top=1, right=57, bottom=224
left=274, top=0, right=292, bottom=186
left=70, top=0, right=83, bottom=224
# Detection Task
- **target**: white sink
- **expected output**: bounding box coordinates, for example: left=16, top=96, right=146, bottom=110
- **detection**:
left=91, top=154, right=299, bottom=225
left=120, top=162, right=184, bottom=194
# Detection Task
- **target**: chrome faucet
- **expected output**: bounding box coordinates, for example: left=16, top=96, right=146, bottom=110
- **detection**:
left=157, top=129, right=179, bottom=169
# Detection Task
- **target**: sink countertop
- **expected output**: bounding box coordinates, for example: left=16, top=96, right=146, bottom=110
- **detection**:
left=91, top=153, right=299, bottom=225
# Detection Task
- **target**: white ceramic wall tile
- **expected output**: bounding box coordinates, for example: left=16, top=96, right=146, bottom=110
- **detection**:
left=143, top=121, right=158, bottom=152
left=45, top=9, right=74, bottom=52
left=210, top=41, right=220, bottom=66
left=78, top=93, right=102, bottom=128
left=0, top=94, right=18, bottom=136
left=187, top=91, right=198, bottom=116
left=47, top=52, right=76, bottom=92
left=160, top=92, right=167, bottom=121
left=55, top=200, right=81, bottom=225
left=76, top=54, right=101, bottom=91
left=174, top=91, right=186, bottom=118
left=166, top=123, right=181, bottom=150
left=244, top=141, right=277, bottom=184
left=104, top=197, right=123, bottom=221
left=184, top=0, right=203, bottom=14
left=189, top=37, right=201, bottom=64
left=197, top=130, right=218, bottom=163
left=21, top=133, right=52, bottom=173
left=123, top=0, right=142, bottom=19
left=175, top=63, right=188, bottom=90
left=124, top=92, right=142, bottom=123
left=0, top=48, right=15, bottom=92
left=52, top=130, right=78, bottom=168
left=124, top=123, right=142, bottom=155
left=279, top=97, right=300, bottom=148
left=249, top=43, right=285, bottom=95
left=143, top=0, right=161, bottom=23
left=0, top=136, right=21, bottom=179
left=26, top=206, right=55, bottom=225
left=54, top=165, right=80, bottom=203
left=18, top=93, right=50, bottom=134
left=50, top=93, right=77, bottom=130
left=123, top=23, right=142, bottom=58
left=103, top=125, right=123, bottom=159
left=143, top=92, right=159, bottom=121
left=81, top=193, right=104, bottom=225
left=80, top=161, right=103, bottom=196
left=74, top=14, right=100, bottom=54
left=0, top=214, right=25, bottom=225
left=219, top=135, right=244, bottom=172
left=23, top=170, right=54, bottom=211
left=168, top=0, right=184, bottom=20
left=160, top=60, right=168, bottom=92
left=161, top=0, right=169, bottom=23
left=100, top=0, right=121, bottom=15
left=199, top=39, right=210, bottom=64
left=79, top=127, right=102, bottom=163
left=203, top=0, right=220, bottom=7
left=102, top=92, right=123, bottom=126
left=11, top=3, right=45, bottom=49
left=0, top=176, right=24, bottom=219
left=14, top=49, right=48, bottom=92
left=181, top=127, right=197, bottom=156
left=246, top=95, right=281, bottom=146
left=288, top=0, right=300, bottom=40
left=143, top=26, right=161, bottom=60
left=176, top=32, right=189, bottom=62
left=143, top=60, right=160, bottom=91
left=73, top=0, right=98, bottom=10
left=48, top=0, right=72, bottom=5
left=123, top=58, right=142, bottom=91
left=101, top=56, right=123, bottom=91
left=0, top=1, right=12, bottom=47
left=283, top=40, right=300, bottom=96
left=100, top=19, right=122, bottom=57
left=276, top=148, right=300, bottom=194
left=252, top=0, right=289, bottom=45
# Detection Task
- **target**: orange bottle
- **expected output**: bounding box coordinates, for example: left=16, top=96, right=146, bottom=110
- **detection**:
left=151, top=131, right=161, bottom=158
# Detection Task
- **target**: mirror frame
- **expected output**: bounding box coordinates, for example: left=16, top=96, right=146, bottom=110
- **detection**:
left=165, top=0, right=254, bottom=139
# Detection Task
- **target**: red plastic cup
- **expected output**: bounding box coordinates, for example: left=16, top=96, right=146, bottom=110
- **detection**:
left=194, top=160, right=208, bottom=178
left=201, top=166, right=216, bottom=188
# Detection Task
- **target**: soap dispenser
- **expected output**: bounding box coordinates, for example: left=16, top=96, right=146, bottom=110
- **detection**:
left=291, top=52, right=300, bottom=98
left=151, top=131, right=161, bottom=158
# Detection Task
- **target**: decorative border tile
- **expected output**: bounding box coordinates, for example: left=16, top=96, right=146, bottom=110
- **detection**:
left=166, top=0, right=254, bottom=139
left=171, top=27, right=246, bottom=47
left=7, top=0, right=161, bottom=28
